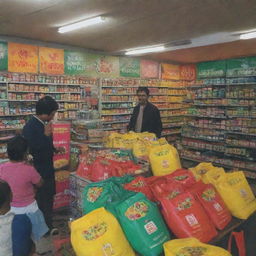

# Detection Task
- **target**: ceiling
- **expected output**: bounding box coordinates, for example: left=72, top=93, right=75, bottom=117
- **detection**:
left=0, top=0, right=256, bottom=63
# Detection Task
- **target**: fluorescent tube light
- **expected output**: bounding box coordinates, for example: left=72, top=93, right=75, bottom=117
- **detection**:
left=58, top=16, right=105, bottom=33
left=240, top=31, right=256, bottom=40
left=125, top=46, right=165, bottom=55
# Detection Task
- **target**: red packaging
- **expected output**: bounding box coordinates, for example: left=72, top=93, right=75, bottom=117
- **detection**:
left=124, top=176, right=154, bottom=201
left=90, top=158, right=113, bottom=182
left=165, top=169, right=196, bottom=188
left=189, top=182, right=232, bottom=230
left=160, top=192, right=217, bottom=242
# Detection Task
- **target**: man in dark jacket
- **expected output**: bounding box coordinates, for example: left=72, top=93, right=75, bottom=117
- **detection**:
left=128, top=87, right=162, bottom=138
left=23, top=96, right=63, bottom=231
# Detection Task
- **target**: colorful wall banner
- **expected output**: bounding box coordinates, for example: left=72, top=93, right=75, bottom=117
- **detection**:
left=197, top=60, right=226, bottom=78
left=0, top=42, right=8, bottom=71
left=226, top=57, right=256, bottom=77
left=119, top=57, right=140, bottom=77
left=39, top=47, right=64, bottom=75
left=161, top=63, right=180, bottom=80
left=64, top=50, right=87, bottom=75
left=140, top=59, right=159, bottom=78
left=180, top=64, right=196, bottom=81
left=52, top=122, right=71, bottom=170
left=86, top=54, right=119, bottom=78
left=8, top=42, right=38, bottom=73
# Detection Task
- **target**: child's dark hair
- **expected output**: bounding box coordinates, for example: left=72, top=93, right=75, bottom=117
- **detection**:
left=7, top=135, right=28, bottom=161
left=137, top=87, right=150, bottom=96
left=0, top=180, right=11, bottom=208
left=36, top=96, right=59, bottom=115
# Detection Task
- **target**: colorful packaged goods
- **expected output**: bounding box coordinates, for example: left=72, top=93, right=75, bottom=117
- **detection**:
left=116, top=193, right=170, bottom=256
left=164, top=237, right=231, bottom=256
left=71, top=207, right=135, bottom=256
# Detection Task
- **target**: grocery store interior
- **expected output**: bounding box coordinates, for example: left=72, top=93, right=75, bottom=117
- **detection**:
left=1, top=1, right=256, bottom=256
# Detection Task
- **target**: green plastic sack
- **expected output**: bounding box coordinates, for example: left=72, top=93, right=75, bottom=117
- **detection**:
left=116, top=193, right=170, bottom=256
left=107, top=175, right=134, bottom=185
left=83, top=180, right=134, bottom=216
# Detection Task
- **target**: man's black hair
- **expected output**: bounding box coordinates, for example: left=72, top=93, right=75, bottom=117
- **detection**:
left=7, top=135, right=28, bottom=161
left=0, top=180, right=11, bottom=208
left=36, top=96, right=59, bottom=115
left=137, top=87, right=150, bottom=96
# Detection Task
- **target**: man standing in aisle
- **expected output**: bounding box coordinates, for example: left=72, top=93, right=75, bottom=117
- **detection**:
left=128, top=87, right=162, bottom=138
left=23, top=96, right=63, bottom=233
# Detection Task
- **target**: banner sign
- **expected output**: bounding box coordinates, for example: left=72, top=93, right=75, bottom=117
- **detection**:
left=119, top=57, right=140, bottom=77
left=64, top=50, right=87, bottom=75
left=180, top=64, right=196, bottom=81
left=197, top=60, right=226, bottom=78
left=86, top=54, right=119, bottom=78
left=0, top=42, right=8, bottom=71
left=39, top=47, right=64, bottom=75
left=226, top=57, right=256, bottom=77
left=8, top=42, right=38, bottom=73
left=140, top=59, right=159, bottom=78
left=161, top=63, right=180, bottom=80
left=52, top=122, right=71, bottom=170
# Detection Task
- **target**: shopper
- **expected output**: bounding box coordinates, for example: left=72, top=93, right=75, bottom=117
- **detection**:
left=128, top=87, right=162, bottom=138
left=0, top=135, right=49, bottom=242
left=0, top=179, right=34, bottom=256
left=23, top=96, right=63, bottom=232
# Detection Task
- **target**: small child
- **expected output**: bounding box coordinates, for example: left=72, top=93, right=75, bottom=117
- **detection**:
left=0, top=135, right=49, bottom=242
left=0, top=179, right=33, bottom=256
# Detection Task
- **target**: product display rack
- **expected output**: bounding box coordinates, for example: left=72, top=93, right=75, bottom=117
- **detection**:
left=181, top=76, right=256, bottom=178
left=100, top=78, right=189, bottom=141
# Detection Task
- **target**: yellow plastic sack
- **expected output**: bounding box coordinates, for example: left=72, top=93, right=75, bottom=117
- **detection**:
left=215, top=171, right=256, bottom=219
left=149, top=144, right=181, bottom=176
left=110, top=133, right=125, bottom=148
left=164, top=237, right=231, bottom=256
left=139, top=132, right=156, bottom=141
left=122, top=132, right=140, bottom=149
left=158, top=137, right=168, bottom=145
left=71, top=207, right=135, bottom=256
left=132, top=138, right=148, bottom=158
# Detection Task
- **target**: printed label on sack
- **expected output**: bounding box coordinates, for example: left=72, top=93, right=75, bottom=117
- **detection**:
left=162, top=160, right=170, bottom=168
left=102, top=243, right=115, bottom=256
left=202, top=189, right=216, bottom=201
left=87, top=187, right=103, bottom=202
left=144, top=221, right=158, bottom=235
left=213, top=203, right=223, bottom=212
left=82, top=222, right=107, bottom=240
left=177, top=246, right=207, bottom=256
left=240, top=189, right=248, bottom=198
left=177, top=197, right=192, bottom=211
left=185, top=214, right=199, bottom=227
left=125, top=201, right=148, bottom=220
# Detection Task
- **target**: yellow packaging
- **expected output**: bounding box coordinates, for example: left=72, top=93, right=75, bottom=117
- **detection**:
left=71, top=207, right=135, bottom=256
left=132, top=138, right=148, bottom=158
left=149, top=144, right=181, bottom=176
left=109, top=133, right=125, bottom=148
left=158, top=137, right=168, bottom=145
left=164, top=237, right=231, bottom=256
left=215, top=171, right=256, bottom=219
left=139, top=132, right=156, bottom=141
left=122, top=132, right=140, bottom=149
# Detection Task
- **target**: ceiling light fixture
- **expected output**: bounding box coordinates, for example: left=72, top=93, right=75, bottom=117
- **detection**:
left=125, top=45, right=165, bottom=55
left=240, top=31, right=256, bottom=40
left=58, top=16, right=105, bottom=33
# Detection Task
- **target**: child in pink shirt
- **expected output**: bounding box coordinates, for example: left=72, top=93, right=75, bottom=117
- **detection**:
left=0, top=135, right=48, bottom=242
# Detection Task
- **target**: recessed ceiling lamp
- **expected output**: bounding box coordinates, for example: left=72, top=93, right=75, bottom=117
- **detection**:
left=125, top=45, right=165, bottom=55
left=58, top=16, right=105, bottom=33
left=240, top=31, right=256, bottom=40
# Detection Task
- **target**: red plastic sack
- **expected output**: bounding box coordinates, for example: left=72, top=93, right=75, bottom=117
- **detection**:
left=90, top=158, right=114, bottom=181
left=165, top=169, right=197, bottom=188
left=150, top=177, right=184, bottom=202
left=189, top=182, right=232, bottom=230
left=124, top=176, right=154, bottom=201
left=76, top=161, right=91, bottom=178
left=160, top=192, right=217, bottom=243
left=228, top=231, right=246, bottom=256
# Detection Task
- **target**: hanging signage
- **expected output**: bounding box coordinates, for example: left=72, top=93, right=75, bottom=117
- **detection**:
left=226, top=57, right=256, bottom=77
left=8, top=42, right=38, bottom=73
left=161, top=63, right=180, bottom=80
left=0, top=42, right=8, bottom=71
left=180, top=64, right=196, bottom=81
left=197, top=60, right=226, bottom=78
left=64, top=50, right=87, bottom=75
left=119, top=57, right=140, bottom=77
left=39, top=47, right=64, bottom=75
left=52, top=122, right=71, bottom=170
left=140, top=59, right=159, bottom=78
left=86, top=54, right=119, bottom=78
